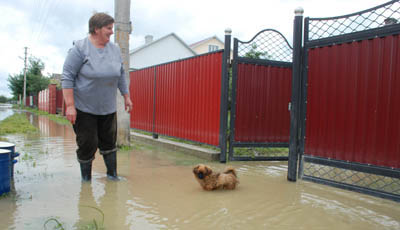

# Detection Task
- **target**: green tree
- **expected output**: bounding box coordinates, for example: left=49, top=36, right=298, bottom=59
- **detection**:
left=7, top=57, right=50, bottom=99
left=0, top=95, right=9, bottom=103
left=244, top=43, right=271, bottom=59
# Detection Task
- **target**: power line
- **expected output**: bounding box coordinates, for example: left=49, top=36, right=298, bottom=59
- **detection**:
left=30, top=0, right=61, bottom=47
left=36, top=0, right=60, bottom=43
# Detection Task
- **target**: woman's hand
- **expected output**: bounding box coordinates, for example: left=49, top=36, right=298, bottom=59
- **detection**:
left=123, top=94, right=133, bottom=112
left=62, top=88, right=77, bottom=124
left=66, top=105, right=77, bottom=124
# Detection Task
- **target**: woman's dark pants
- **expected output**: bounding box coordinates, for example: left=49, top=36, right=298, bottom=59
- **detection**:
left=73, top=109, right=118, bottom=181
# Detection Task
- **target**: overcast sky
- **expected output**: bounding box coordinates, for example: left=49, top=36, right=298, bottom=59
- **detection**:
left=0, top=0, right=385, bottom=97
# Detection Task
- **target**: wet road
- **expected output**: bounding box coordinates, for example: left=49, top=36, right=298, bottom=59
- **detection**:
left=0, top=107, right=399, bottom=229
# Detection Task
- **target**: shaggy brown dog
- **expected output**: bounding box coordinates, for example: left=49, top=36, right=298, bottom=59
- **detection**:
left=193, top=164, right=239, bottom=191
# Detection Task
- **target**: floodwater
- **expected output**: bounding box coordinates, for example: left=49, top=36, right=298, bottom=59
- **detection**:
left=0, top=104, right=14, bottom=121
left=0, top=108, right=399, bottom=230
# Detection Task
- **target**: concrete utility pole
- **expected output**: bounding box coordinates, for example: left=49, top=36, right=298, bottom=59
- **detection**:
left=23, top=47, right=28, bottom=106
left=114, top=0, right=132, bottom=146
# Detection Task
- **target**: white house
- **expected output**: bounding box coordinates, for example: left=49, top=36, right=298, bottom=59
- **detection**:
left=189, top=36, right=224, bottom=55
left=129, top=33, right=196, bottom=70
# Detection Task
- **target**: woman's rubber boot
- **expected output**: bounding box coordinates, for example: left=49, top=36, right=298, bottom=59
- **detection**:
left=103, top=152, right=118, bottom=180
left=80, top=162, right=92, bottom=182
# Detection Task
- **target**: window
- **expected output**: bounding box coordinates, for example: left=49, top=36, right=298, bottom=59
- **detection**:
left=208, top=45, right=219, bottom=52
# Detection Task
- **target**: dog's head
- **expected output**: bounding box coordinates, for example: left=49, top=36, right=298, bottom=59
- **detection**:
left=193, top=164, right=212, bottom=179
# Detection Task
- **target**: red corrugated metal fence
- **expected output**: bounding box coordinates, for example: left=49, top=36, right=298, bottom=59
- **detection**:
left=130, top=67, right=155, bottom=132
left=130, top=51, right=223, bottom=146
left=234, top=63, right=292, bottom=143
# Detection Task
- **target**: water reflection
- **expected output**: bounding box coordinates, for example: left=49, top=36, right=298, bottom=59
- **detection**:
left=0, top=103, right=14, bottom=121
left=76, top=183, right=101, bottom=228
left=0, top=109, right=399, bottom=230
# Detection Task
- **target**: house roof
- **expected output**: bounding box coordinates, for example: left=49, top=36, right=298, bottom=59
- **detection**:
left=189, top=35, right=224, bottom=48
left=129, top=33, right=196, bottom=55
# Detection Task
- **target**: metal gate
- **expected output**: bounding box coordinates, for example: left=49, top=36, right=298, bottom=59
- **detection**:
left=228, top=29, right=293, bottom=161
left=290, top=1, right=400, bottom=202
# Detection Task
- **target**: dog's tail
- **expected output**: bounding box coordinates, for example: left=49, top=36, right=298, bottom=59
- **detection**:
left=223, top=167, right=237, bottom=177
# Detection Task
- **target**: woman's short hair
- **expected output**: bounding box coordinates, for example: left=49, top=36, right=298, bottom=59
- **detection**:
left=89, top=12, right=115, bottom=34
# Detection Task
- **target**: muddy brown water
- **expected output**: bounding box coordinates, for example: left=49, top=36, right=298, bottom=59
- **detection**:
left=0, top=110, right=399, bottom=229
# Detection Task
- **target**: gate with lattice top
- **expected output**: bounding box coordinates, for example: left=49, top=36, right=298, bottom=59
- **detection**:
left=228, top=29, right=293, bottom=161
left=289, top=0, right=400, bottom=202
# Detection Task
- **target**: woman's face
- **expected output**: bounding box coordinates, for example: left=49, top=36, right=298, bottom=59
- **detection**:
left=95, top=23, right=114, bottom=44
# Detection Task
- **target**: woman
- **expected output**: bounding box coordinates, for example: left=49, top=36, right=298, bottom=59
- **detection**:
left=62, top=12, right=132, bottom=181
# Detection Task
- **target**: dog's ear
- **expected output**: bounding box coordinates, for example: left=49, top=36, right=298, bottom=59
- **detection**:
left=205, top=166, right=213, bottom=175
left=193, top=165, right=199, bottom=174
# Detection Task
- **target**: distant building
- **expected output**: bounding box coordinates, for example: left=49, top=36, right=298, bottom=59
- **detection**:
left=50, top=73, right=62, bottom=88
left=189, top=35, right=224, bottom=55
left=384, top=17, right=398, bottom=25
left=129, top=33, right=196, bottom=70
left=51, top=73, right=62, bottom=82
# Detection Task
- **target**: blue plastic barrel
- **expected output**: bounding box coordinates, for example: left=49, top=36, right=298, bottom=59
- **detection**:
left=0, top=142, right=19, bottom=179
left=0, top=149, right=11, bottom=195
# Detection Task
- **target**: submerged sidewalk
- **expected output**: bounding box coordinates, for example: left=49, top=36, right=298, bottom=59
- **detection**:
left=130, top=131, right=220, bottom=161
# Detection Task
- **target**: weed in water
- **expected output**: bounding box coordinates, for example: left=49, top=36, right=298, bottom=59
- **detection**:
left=0, top=192, right=10, bottom=199
left=118, top=144, right=134, bottom=152
left=21, top=153, right=34, bottom=161
left=81, top=205, right=105, bottom=227
left=43, top=206, right=105, bottom=230
left=43, top=218, right=65, bottom=230
left=39, top=148, right=49, bottom=155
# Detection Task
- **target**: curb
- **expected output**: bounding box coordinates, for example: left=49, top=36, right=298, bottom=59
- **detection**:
left=130, top=132, right=220, bottom=161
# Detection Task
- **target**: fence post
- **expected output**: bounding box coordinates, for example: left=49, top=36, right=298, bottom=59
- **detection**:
left=49, top=84, right=57, bottom=114
left=288, top=7, right=304, bottom=182
left=219, top=28, right=232, bottom=163
left=152, top=66, right=159, bottom=139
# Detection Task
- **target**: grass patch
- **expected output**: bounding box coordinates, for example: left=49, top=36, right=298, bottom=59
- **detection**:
left=233, top=147, right=289, bottom=157
left=0, top=113, right=38, bottom=135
